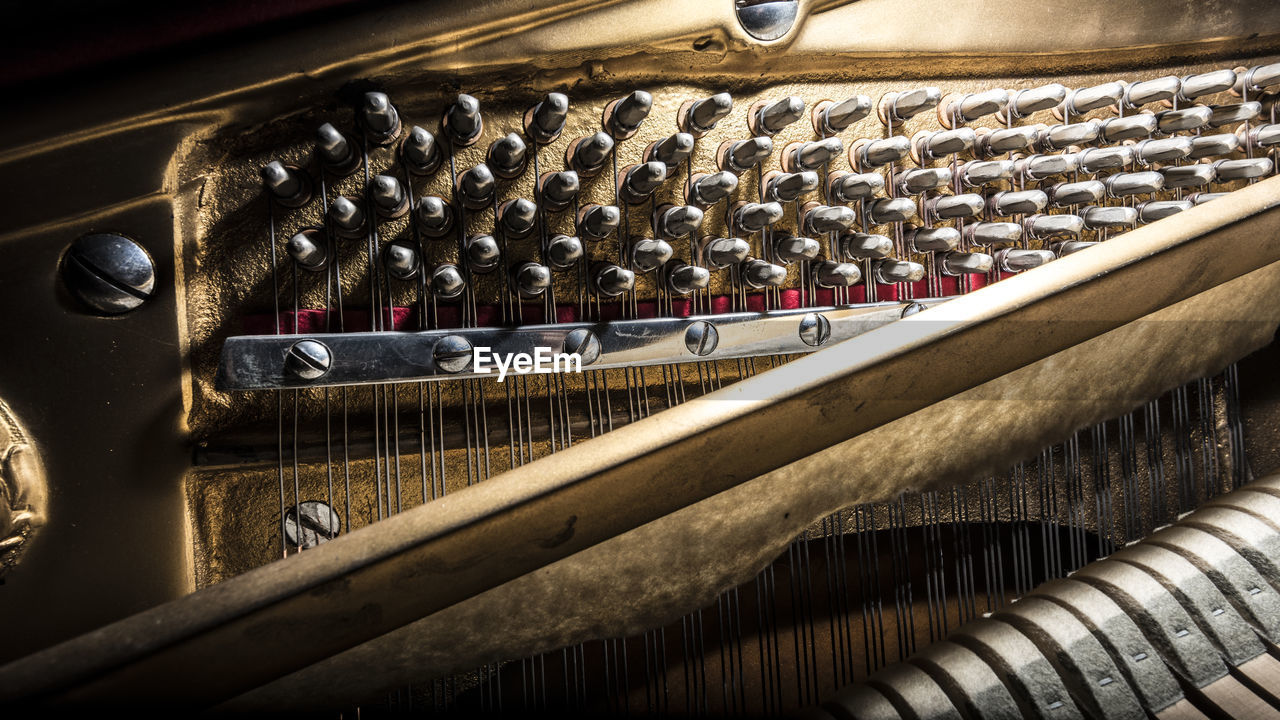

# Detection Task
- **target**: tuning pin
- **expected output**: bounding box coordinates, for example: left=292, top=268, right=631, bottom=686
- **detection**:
left=867, top=197, right=916, bottom=224
left=328, top=196, right=366, bottom=238
left=594, top=264, right=636, bottom=296
left=878, top=87, right=941, bottom=125
left=578, top=204, right=621, bottom=240
left=813, top=95, right=872, bottom=134
left=978, top=125, right=1043, bottom=156
left=1214, top=157, right=1274, bottom=181
left=1134, top=137, right=1193, bottom=164
left=1023, top=213, right=1085, bottom=239
left=1039, top=120, right=1100, bottom=150
left=1105, top=171, right=1164, bottom=197
left=996, top=248, right=1054, bottom=273
left=872, top=259, right=926, bottom=283
left=383, top=241, right=421, bottom=280
left=741, top=258, right=787, bottom=288
left=415, top=196, right=454, bottom=237
left=1015, top=154, right=1077, bottom=181
left=680, top=92, right=734, bottom=136
left=911, top=127, right=976, bottom=162
left=1208, top=102, right=1260, bottom=127
left=618, top=161, right=668, bottom=204
left=1123, top=76, right=1181, bottom=109
left=851, top=136, right=911, bottom=170
left=1056, top=81, right=1124, bottom=119
left=1188, top=192, right=1229, bottom=205
left=286, top=228, right=328, bottom=270
left=896, top=167, right=953, bottom=194
left=718, top=136, right=773, bottom=173
left=456, top=164, right=495, bottom=209
left=359, top=91, right=401, bottom=145
left=828, top=171, right=885, bottom=202
left=905, top=226, right=960, bottom=253
left=430, top=264, right=467, bottom=299
left=941, top=88, right=1009, bottom=127
left=1188, top=133, right=1241, bottom=160
left=261, top=161, right=311, bottom=207
left=1049, top=180, right=1105, bottom=206
left=989, top=189, right=1048, bottom=216
left=525, top=92, right=569, bottom=144
left=1156, top=106, right=1212, bottom=133
left=369, top=175, right=409, bottom=218
left=784, top=137, right=843, bottom=172
left=1137, top=200, right=1192, bottom=222
left=1053, top=241, right=1098, bottom=256
left=316, top=123, right=360, bottom=175
left=605, top=90, right=653, bottom=139
left=1002, top=83, right=1068, bottom=120
left=629, top=237, right=673, bottom=272
left=764, top=171, right=819, bottom=202
left=774, top=235, right=821, bottom=263
left=646, top=133, right=696, bottom=171
left=840, top=232, right=894, bottom=259
left=815, top=261, right=862, bottom=288
left=1177, top=69, right=1237, bottom=103
left=959, top=159, right=1015, bottom=187
left=1099, top=114, right=1157, bottom=142
left=565, top=132, right=615, bottom=176
left=512, top=262, right=552, bottom=298
left=401, top=126, right=442, bottom=176
left=689, top=237, right=743, bottom=271
left=963, top=221, right=1023, bottom=245
left=654, top=205, right=704, bottom=237
left=443, top=94, right=483, bottom=146
left=538, top=171, right=580, bottom=210
left=487, top=133, right=528, bottom=179
left=498, top=198, right=538, bottom=238
left=687, top=171, right=740, bottom=206
left=802, top=204, right=855, bottom=234
left=666, top=262, right=711, bottom=294
left=751, top=96, right=805, bottom=135
left=547, top=234, right=584, bottom=269
left=925, top=193, right=984, bottom=220
left=1246, top=124, right=1280, bottom=149
left=732, top=201, right=784, bottom=232
left=940, top=251, right=994, bottom=276
left=1082, top=205, right=1139, bottom=229
left=1160, top=164, right=1215, bottom=189
left=1076, top=145, right=1135, bottom=172
left=1236, top=62, right=1280, bottom=95
left=464, top=234, right=501, bottom=272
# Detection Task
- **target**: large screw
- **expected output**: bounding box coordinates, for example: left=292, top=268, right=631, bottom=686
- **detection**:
left=285, top=340, right=332, bottom=380
left=735, top=0, right=799, bottom=41
left=799, top=312, right=831, bottom=347
left=434, top=335, right=473, bottom=373
left=684, top=321, right=719, bottom=357
left=62, top=233, right=156, bottom=315
left=283, top=501, right=341, bottom=549
left=563, top=328, right=602, bottom=366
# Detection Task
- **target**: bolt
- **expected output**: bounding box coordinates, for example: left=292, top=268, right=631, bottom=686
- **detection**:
left=284, top=501, right=341, bottom=549
left=799, top=312, right=831, bottom=347
left=901, top=302, right=928, bottom=318
left=434, top=335, right=473, bottom=373
left=62, top=233, right=156, bottom=315
left=735, top=0, right=799, bottom=41
left=563, top=328, right=602, bottom=366
left=285, top=340, right=332, bottom=380
left=684, top=321, right=719, bottom=356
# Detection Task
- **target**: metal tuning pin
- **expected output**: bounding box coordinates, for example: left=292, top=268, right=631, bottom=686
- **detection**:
left=1053, top=241, right=1098, bottom=256
left=989, top=189, right=1048, bottom=216
left=497, top=198, right=538, bottom=238
left=1156, top=106, right=1212, bottom=134
left=878, top=87, right=942, bottom=125
left=578, top=204, right=621, bottom=240
left=286, top=229, right=328, bottom=271
left=813, top=95, right=872, bottom=134
left=896, top=167, right=953, bottom=194
left=732, top=201, right=784, bottom=232
left=443, top=93, right=483, bottom=146
left=1076, top=146, right=1134, bottom=173
left=1049, top=180, right=1105, bottom=206
left=774, top=235, right=821, bottom=263
left=1056, top=81, right=1124, bottom=119
left=964, top=221, right=1023, bottom=246
left=840, top=232, right=894, bottom=259
left=546, top=234, right=584, bottom=269
left=402, top=126, right=442, bottom=175
left=1188, top=192, right=1229, bottom=205
left=1137, top=200, right=1192, bottom=222
left=566, top=131, right=615, bottom=176
left=605, top=90, right=653, bottom=139
left=1208, top=102, right=1260, bottom=127
left=1214, top=157, right=1274, bottom=181
left=1099, top=114, right=1158, bottom=142
left=784, top=138, right=843, bottom=172
left=538, top=171, right=580, bottom=211
left=941, top=88, right=1009, bottom=127
left=815, top=261, right=862, bottom=288
left=687, top=171, right=739, bottom=206
left=741, top=258, right=787, bottom=288
left=487, top=133, right=528, bottom=179
left=703, top=237, right=751, bottom=268
left=1160, top=164, right=1215, bottom=189
left=618, top=161, right=668, bottom=204
left=369, top=175, right=409, bottom=218
left=1014, top=154, right=1077, bottom=181
left=852, top=136, right=911, bottom=170
left=827, top=171, right=884, bottom=202
left=1039, top=120, right=1100, bottom=150
left=430, top=263, right=467, bottom=299
left=1134, top=137, right=1193, bottom=164
left=751, top=96, right=805, bottom=135
left=359, top=91, right=401, bottom=145
left=415, top=196, right=454, bottom=238
left=680, top=92, right=733, bottom=136
left=978, top=125, right=1043, bottom=156
left=959, top=159, right=1014, bottom=187
left=905, top=226, right=960, bottom=253
left=1082, top=205, right=1139, bottom=229
left=1177, top=69, right=1237, bottom=103
left=1105, top=171, right=1164, bottom=197
left=940, top=251, right=994, bottom=276
left=456, top=164, right=496, bottom=209
left=1236, top=62, right=1280, bottom=95
left=1023, top=213, right=1085, bottom=239
left=629, top=237, right=674, bottom=272
left=646, top=133, right=696, bottom=172
left=316, top=123, right=360, bottom=175
left=261, top=161, right=311, bottom=208
left=867, top=197, right=917, bottom=224
left=718, top=136, right=773, bottom=174
left=925, top=193, right=984, bottom=220
left=464, top=234, right=501, bottom=272
left=524, top=92, right=569, bottom=144
left=383, top=241, right=421, bottom=280
left=873, top=259, right=926, bottom=283
left=654, top=205, right=705, bottom=237
left=1247, top=124, right=1280, bottom=149
left=1188, top=133, right=1241, bottom=160
left=1002, top=83, right=1067, bottom=120
left=512, top=262, right=552, bottom=298
left=995, top=248, right=1054, bottom=273
left=1123, top=76, right=1181, bottom=109
left=665, top=262, right=710, bottom=294
left=911, top=127, right=976, bottom=163
left=328, top=196, right=366, bottom=238
left=594, top=264, right=635, bottom=296
left=764, top=171, right=819, bottom=203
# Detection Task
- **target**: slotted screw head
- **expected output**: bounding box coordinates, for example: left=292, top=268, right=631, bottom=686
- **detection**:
left=63, top=233, right=156, bottom=314
left=563, top=328, right=602, bottom=366
left=684, top=321, right=719, bottom=356
left=433, top=335, right=473, bottom=373
left=799, top=312, right=831, bottom=347
left=285, top=340, right=332, bottom=380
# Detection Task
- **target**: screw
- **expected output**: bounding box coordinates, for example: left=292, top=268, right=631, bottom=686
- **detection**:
left=62, top=233, right=156, bottom=315
left=284, top=501, right=341, bottom=549
left=684, top=321, right=719, bottom=356
left=735, top=0, right=799, bottom=41
left=285, top=340, right=332, bottom=380
left=799, top=312, right=831, bottom=347
left=434, top=335, right=473, bottom=373
left=563, top=328, right=602, bottom=366
left=901, top=302, right=928, bottom=318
